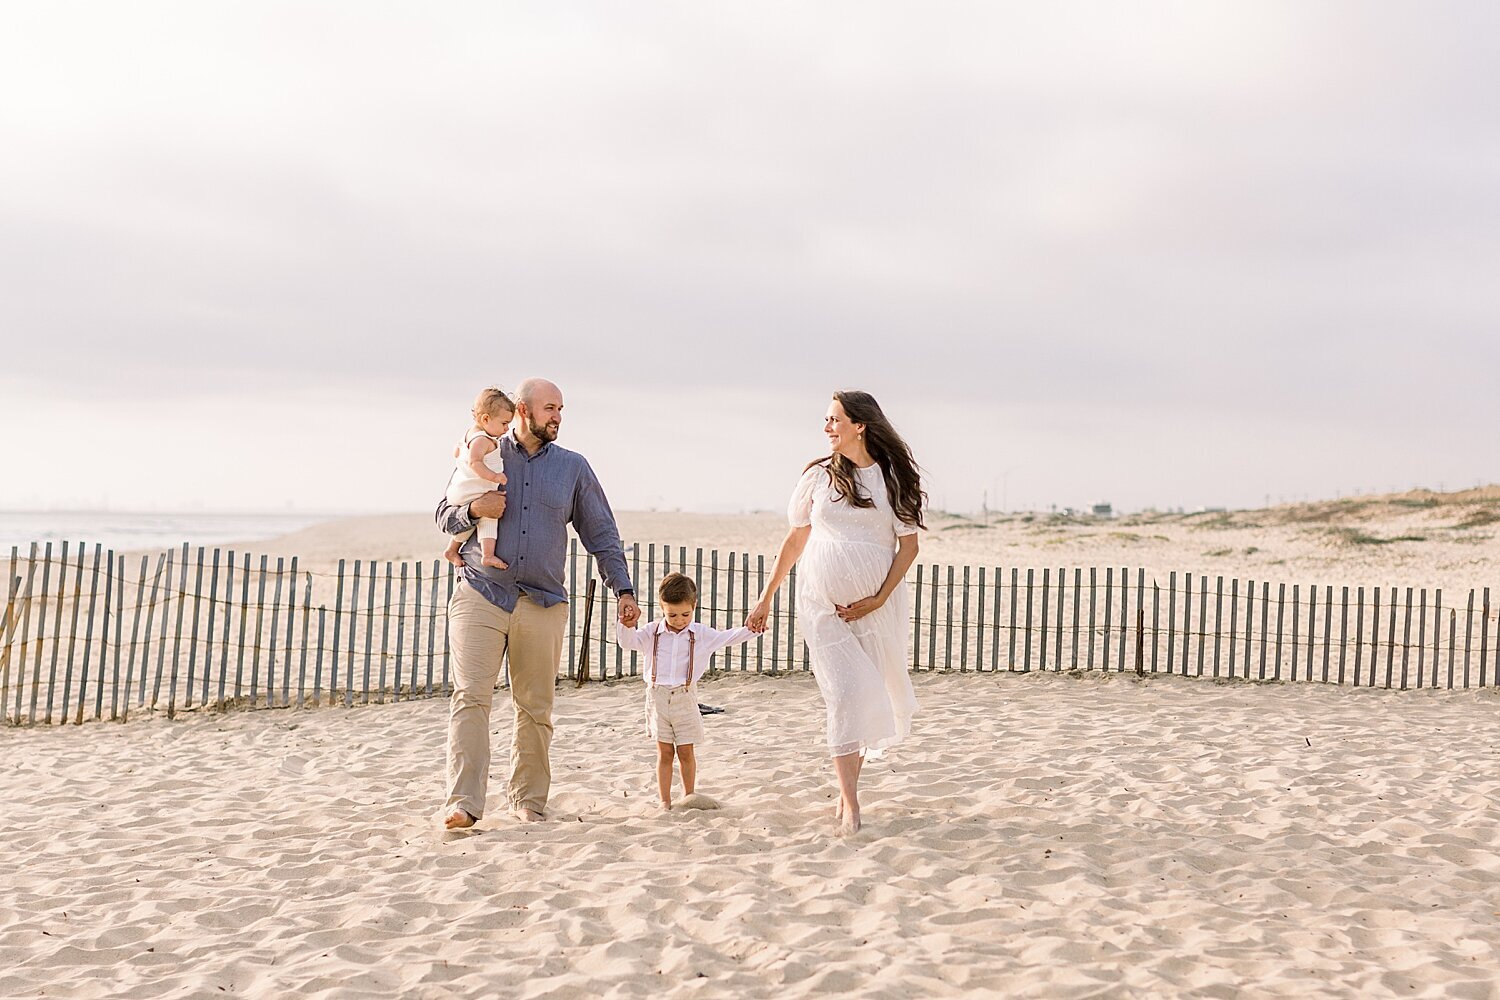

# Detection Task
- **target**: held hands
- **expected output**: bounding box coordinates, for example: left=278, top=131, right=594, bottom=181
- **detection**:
left=745, top=601, right=770, bottom=634
left=836, top=595, right=884, bottom=623
left=617, top=593, right=641, bottom=628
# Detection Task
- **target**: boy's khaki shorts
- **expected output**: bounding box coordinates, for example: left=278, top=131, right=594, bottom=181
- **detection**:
left=645, top=684, right=705, bottom=746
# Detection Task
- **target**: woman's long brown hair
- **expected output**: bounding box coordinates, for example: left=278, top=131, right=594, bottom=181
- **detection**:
left=804, top=390, right=926, bottom=531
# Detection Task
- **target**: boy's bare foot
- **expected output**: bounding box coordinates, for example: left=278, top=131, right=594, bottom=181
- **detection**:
left=444, top=809, right=476, bottom=830
left=481, top=555, right=509, bottom=570
left=511, top=805, right=545, bottom=823
left=443, top=543, right=465, bottom=568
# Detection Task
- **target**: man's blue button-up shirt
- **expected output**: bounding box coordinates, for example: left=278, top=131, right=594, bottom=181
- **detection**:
left=434, top=431, right=633, bottom=611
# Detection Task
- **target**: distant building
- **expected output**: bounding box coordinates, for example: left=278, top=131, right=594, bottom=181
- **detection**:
left=1092, top=502, right=1113, bottom=518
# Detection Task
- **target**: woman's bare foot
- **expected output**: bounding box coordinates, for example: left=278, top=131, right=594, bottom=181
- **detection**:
left=443, top=541, right=465, bottom=567
left=444, top=809, right=476, bottom=830
left=481, top=555, right=509, bottom=570
left=659, top=799, right=673, bottom=811
left=836, top=806, right=861, bottom=837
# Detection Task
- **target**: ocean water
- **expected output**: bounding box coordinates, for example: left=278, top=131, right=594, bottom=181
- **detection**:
left=0, top=511, right=332, bottom=557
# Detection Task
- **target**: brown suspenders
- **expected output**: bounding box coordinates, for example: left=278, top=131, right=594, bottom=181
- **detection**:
left=650, top=626, right=696, bottom=689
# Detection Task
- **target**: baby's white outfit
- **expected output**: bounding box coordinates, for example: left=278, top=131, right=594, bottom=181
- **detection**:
left=445, top=429, right=505, bottom=545
left=616, top=620, right=754, bottom=746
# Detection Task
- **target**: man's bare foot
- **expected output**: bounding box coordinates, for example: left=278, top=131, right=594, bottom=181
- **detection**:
left=481, top=555, right=509, bottom=570
left=444, top=809, right=476, bottom=830
left=443, top=543, right=464, bottom=568
left=512, top=805, right=544, bottom=823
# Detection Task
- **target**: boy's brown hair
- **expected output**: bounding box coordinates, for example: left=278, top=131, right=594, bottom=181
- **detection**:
left=658, top=572, right=697, bottom=606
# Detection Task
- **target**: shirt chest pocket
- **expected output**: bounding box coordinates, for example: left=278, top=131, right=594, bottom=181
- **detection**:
left=537, top=477, right=572, bottom=511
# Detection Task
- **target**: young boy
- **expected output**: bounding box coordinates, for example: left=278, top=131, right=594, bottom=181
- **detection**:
left=615, top=572, right=757, bottom=809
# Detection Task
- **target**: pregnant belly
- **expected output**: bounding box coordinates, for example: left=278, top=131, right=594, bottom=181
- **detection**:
left=801, top=539, right=895, bottom=605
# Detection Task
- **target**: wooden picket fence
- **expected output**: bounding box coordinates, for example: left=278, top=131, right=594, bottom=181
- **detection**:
left=2, top=539, right=1498, bottom=727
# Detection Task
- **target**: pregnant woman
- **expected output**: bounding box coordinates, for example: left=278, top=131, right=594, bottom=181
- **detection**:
left=748, top=390, right=925, bottom=835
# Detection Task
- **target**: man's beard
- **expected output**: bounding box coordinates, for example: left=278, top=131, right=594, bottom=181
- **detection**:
left=529, top=415, right=559, bottom=443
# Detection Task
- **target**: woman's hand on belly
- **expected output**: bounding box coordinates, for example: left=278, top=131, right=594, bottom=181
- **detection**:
left=835, top=595, right=884, bottom=623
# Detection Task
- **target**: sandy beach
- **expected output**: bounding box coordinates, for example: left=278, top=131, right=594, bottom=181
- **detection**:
left=3, top=669, right=1499, bottom=999
left=4, top=497, right=1499, bottom=998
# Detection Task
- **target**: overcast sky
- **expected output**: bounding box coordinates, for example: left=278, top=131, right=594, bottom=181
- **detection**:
left=2, top=2, right=1496, bottom=515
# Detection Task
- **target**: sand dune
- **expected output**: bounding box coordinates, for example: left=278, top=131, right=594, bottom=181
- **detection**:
left=4, top=670, right=1499, bottom=998
left=239, top=488, right=1500, bottom=596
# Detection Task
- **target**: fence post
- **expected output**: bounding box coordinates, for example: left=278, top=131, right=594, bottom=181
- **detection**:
left=1384, top=587, right=1398, bottom=689
left=75, top=545, right=105, bottom=724
left=363, top=561, right=377, bottom=704
left=53, top=541, right=76, bottom=723
left=282, top=556, right=298, bottom=707
left=298, top=572, right=312, bottom=707
left=1196, top=575, right=1208, bottom=677
left=443, top=563, right=455, bottom=693
left=960, top=566, right=970, bottom=673
left=1165, top=572, right=1175, bottom=675
left=109, top=554, right=124, bottom=719
left=1212, top=576, right=1223, bottom=678
left=913, top=563, right=923, bottom=669
left=218, top=552, right=238, bottom=709
left=1037, top=568, right=1048, bottom=672
left=1023, top=568, right=1034, bottom=673
left=315, top=605, right=327, bottom=705
left=132, top=553, right=163, bottom=714
left=94, top=548, right=114, bottom=722
left=28, top=542, right=56, bottom=724
left=1479, top=589, right=1490, bottom=690
left=1337, top=586, right=1350, bottom=685
left=201, top=550, right=221, bottom=707
left=1055, top=566, right=1065, bottom=672
left=410, top=561, right=423, bottom=696
left=0, top=572, right=22, bottom=724
left=1135, top=607, right=1145, bottom=678
left=1071, top=568, right=1081, bottom=672
left=1087, top=567, right=1097, bottom=671
left=427, top=560, right=440, bottom=698
left=1102, top=568, right=1113, bottom=671
left=379, top=561, right=393, bottom=703
left=266, top=557, right=285, bottom=709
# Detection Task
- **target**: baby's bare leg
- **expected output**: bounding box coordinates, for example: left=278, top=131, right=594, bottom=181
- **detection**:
left=676, top=744, right=697, bottom=795
left=656, top=741, right=675, bottom=808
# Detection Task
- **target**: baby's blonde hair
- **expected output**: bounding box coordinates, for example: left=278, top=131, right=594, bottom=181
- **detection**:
left=473, top=386, right=516, bottom=424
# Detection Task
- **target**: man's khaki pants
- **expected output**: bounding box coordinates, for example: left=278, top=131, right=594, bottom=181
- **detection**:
left=445, top=582, right=568, bottom=818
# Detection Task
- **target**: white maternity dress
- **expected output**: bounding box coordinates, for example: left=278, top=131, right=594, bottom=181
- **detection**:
left=790, top=462, right=918, bottom=757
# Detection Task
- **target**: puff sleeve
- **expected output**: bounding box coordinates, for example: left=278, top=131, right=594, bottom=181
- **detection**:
left=788, top=466, right=823, bottom=528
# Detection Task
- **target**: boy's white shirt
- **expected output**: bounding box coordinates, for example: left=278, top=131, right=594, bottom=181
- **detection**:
left=615, top=620, right=756, bottom=687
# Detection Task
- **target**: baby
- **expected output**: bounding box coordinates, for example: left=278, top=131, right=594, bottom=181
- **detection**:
left=616, top=572, right=757, bottom=809
left=443, top=386, right=513, bottom=570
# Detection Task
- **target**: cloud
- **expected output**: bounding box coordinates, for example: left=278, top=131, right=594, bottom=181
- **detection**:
left=1, top=1, right=1496, bottom=509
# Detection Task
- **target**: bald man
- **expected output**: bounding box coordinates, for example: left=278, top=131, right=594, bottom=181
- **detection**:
left=434, top=378, right=639, bottom=826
